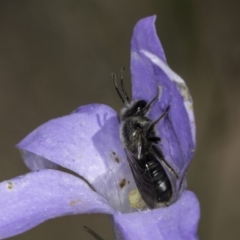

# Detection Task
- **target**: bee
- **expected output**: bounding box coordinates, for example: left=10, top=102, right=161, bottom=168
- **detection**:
left=112, top=68, right=178, bottom=209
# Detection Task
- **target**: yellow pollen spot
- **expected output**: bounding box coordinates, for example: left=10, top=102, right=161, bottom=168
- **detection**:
left=7, top=182, right=14, bottom=190
left=69, top=199, right=81, bottom=206
left=129, top=189, right=146, bottom=209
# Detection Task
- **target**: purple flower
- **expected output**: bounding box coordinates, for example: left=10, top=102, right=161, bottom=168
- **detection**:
left=0, top=16, right=200, bottom=240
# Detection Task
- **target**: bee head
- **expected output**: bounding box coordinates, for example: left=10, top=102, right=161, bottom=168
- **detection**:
left=121, top=100, right=147, bottom=120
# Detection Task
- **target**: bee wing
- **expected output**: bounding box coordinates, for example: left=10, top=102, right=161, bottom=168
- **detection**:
left=152, top=145, right=179, bottom=179
left=125, top=150, right=156, bottom=209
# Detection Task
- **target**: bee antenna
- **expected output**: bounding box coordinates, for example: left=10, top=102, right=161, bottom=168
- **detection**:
left=120, top=67, right=130, bottom=103
left=112, top=72, right=125, bottom=104
left=83, top=226, right=105, bottom=240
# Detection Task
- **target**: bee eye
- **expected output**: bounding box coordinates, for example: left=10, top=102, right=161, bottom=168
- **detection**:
left=133, top=100, right=147, bottom=116
left=137, top=100, right=147, bottom=108
left=134, top=123, right=141, bottom=129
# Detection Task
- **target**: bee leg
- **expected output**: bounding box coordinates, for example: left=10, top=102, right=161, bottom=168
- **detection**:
left=146, top=105, right=170, bottom=136
left=137, top=131, right=145, bottom=160
left=141, top=87, right=161, bottom=115
left=152, top=145, right=179, bottom=179
left=147, top=136, right=161, bottom=143
left=83, top=226, right=105, bottom=240
left=154, top=105, right=170, bottom=125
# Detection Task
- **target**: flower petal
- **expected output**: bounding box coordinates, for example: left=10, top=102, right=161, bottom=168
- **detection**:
left=113, top=191, right=200, bottom=240
left=17, top=104, right=136, bottom=213
left=0, top=169, right=113, bottom=239
left=130, top=16, right=195, bottom=181
left=131, top=16, right=167, bottom=63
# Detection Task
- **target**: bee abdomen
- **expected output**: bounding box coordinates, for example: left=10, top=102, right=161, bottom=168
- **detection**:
left=146, top=156, right=172, bottom=203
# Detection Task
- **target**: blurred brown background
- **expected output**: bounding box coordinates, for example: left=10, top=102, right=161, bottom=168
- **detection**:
left=0, top=0, right=240, bottom=239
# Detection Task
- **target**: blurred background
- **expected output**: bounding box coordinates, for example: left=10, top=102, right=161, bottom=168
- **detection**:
left=0, top=0, right=239, bottom=239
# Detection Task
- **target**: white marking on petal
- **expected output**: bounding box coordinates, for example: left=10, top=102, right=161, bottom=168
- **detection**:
left=131, top=51, right=140, bottom=60
left=140, top=50, right=196, bottom=144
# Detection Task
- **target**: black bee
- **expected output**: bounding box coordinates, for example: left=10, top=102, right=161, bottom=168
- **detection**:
left=112, top=68, right=178, bottom=209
